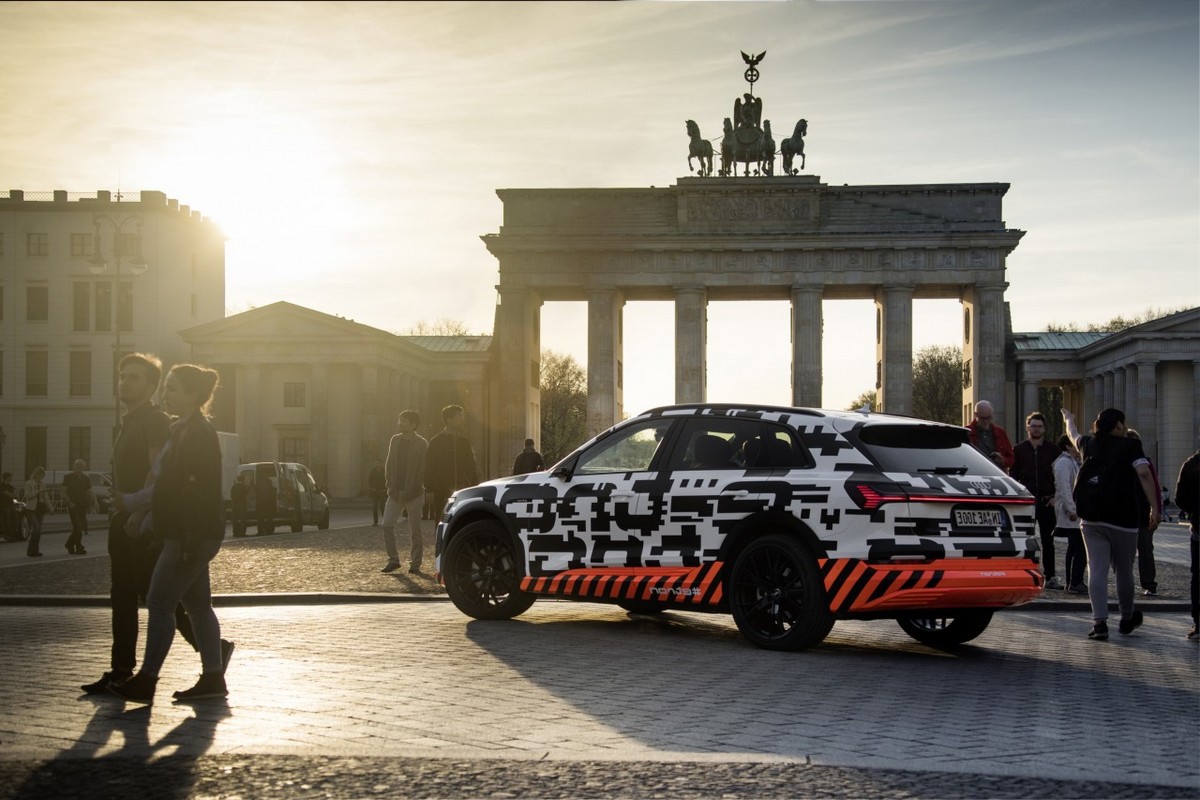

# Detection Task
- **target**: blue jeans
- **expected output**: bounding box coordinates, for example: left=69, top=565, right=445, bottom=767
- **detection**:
left=142, top=538, right=223, bottom=677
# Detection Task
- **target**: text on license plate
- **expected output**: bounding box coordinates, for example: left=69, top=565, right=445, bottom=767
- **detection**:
left=954, top=509, right=1002, bottom=528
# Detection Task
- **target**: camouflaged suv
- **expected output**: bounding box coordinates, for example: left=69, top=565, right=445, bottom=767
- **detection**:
left=435, top=404, right=1042, bottom=651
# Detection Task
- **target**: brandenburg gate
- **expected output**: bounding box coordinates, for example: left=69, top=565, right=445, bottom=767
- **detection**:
left=483, top=55, right=1025, bottom=471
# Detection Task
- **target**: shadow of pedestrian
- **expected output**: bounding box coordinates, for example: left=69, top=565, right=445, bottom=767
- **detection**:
left=8, top=698, right=230, bottom=800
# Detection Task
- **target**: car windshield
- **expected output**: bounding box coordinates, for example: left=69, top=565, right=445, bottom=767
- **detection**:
left=854, top=424, right=1006, bottom=477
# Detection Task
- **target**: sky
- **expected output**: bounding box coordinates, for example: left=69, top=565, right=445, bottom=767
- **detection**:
left=2, top=0, right=1197, bottom=415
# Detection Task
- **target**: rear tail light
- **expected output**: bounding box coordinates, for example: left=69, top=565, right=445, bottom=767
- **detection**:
left=853, top=482, right=1035, bottom=511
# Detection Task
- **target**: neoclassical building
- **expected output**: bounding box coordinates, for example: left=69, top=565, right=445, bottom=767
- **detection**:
left=181, top=302, right=494, bottom=499
left=1010, top=307, right=1200, bottom=489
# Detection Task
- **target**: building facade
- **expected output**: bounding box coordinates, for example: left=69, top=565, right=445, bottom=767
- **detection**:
left=181, top=302, right=494, bottom=500
left=0, top=189, right=225, bottom=481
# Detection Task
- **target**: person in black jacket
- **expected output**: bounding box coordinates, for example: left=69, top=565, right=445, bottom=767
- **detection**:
left=1010, top=412, right=1063, bottom=590
left=1175, top=450, right=1199, bottom=640
left=512, top=439, right=545, bottom=475
left=425, top=405, right=479, bottom=521
left=111, top=364, right=231, bottom=704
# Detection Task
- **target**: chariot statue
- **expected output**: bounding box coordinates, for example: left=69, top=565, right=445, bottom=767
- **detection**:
left=682, top=51, right=810, bottom=178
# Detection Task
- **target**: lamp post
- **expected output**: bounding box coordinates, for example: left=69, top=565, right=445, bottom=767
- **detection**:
left=89, top=213, right=148, bottom=435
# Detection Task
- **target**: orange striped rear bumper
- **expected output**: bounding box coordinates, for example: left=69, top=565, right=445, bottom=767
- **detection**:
left=521, top=563, right=725, bottom=607
left=821, top=557, right=1042, bottom=614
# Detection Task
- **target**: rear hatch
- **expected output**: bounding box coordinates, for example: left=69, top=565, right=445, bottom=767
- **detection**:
left=841, top=421, right=1037, bottom=562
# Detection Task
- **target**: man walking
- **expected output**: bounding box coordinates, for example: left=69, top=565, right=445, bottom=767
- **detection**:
left=967, top=400, right=1014, bottom=471
left=512, top=438, right=545, bottom=475
left=1011, top=412, right=1063, bottom=590
left=425, top=404, right=479, bottom=523
left=80, top=353, right=229, bottom=694
left=1174, top=449, right=1199, bottom=640
left=380, top=410, right=428, bottom=574
left=63, top=459, right=95, bottom=555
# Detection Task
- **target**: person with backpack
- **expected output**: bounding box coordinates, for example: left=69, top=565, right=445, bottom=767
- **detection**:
left=1174, top=450, right=1199, bottom=641
left=1063, top=408, right=1161, bottom=641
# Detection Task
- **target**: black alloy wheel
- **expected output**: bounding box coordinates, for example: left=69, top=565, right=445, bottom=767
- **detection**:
left=728, top=534, right=834, bottom=651
left=897, top=610, right=994, bottom=647
left=443, top=520, right=536, bottom=620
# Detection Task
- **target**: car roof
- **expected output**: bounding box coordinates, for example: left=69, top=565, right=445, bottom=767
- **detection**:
left=637, top=403, right=960, bottom=430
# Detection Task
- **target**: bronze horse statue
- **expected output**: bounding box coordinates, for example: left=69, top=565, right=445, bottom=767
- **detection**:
left=781, top=118, right=807, bottom=174
left=685, top=120, right=714, bottom=177
left=759, top=120, right=775, bottom=177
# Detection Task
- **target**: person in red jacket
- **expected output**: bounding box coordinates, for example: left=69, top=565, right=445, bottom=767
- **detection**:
left=967, top=400, right=1014, bottom=471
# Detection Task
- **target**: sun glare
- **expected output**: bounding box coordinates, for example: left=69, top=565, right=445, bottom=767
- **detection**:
left=140, top=95, right=359, bottom=294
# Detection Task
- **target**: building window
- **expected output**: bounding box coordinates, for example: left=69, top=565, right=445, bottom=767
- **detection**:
left=279, top=436, right=308, bottom=463
left=26, top=233, right=48, bottom=257
left=69, top=427, right=91, bottom=466
left=25, top=427, right=47, bottom=482
left=26, top=351, right=48, bottom=396
left=69, top=351, right=92, bottom=396
left=0, top=284, right=5, bottom=321
left=95, top=283, right=112, bottom=331
left=73, top=282, right=90, bottom=331
left=70, top=233, right=93, bottom=258
left=26, top=286, right=48, bottom=321
left=283, top=382, right=306, bottom=408
left=116, top=232, right=139, bottom=260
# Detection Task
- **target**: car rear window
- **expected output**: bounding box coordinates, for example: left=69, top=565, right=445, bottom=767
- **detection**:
left=855, top=424, right=1005, bottom=476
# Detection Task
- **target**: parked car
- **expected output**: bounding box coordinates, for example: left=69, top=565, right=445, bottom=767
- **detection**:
left=236, top=462, right=330, bottom=534
left=1, top=498, right=31, bottom=541
left=435, top=404, right=1041, bottom=651
left=42, top=469, right=113, bottom=514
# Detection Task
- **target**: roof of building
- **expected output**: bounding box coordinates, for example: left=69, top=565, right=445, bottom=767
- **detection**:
left=404, top=335, right=493, bottom=353
left=1011, top=331, right=1111, bottom=351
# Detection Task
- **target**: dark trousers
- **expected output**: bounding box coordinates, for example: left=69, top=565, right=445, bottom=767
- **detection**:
left=106, top=513, right=196, bottom=673
left=1034, top=502, right=1057, bottom=578
left=1189, top=532, right=1198, bottom=625
left=1060, top=527, right=1087, bottom=587
left=372, top=491, right=386, bottom=525
left=26, top=510, right=44, bottom=556
left=66, top=505, right=88, bottom=552
left=1136, top=526, right=1157, bottom=592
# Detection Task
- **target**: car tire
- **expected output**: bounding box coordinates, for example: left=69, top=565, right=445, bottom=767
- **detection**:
left=317, top=508, right=330, bottom=530
left=728, top=534, right=834, bottom=651
left=16, top=514, right=31, bottom=541
left=290, top=513, right=304, bottom=533
left=897, top=610, right=994, bottom=647
left=443, top=520, right=535, bottom=621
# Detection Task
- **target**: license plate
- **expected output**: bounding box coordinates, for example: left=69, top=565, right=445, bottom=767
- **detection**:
left=954, top=508, right=1002, bottom=528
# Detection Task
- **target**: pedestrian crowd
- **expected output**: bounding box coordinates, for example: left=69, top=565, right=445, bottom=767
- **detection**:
left=970, top=399, right=1197, bottom=642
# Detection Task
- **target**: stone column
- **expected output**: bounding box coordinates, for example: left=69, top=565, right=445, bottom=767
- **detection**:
left=235, top=365, right=260, bottom=461
left=1113, top=368, right=1127, bottom=417
left=1134, top=360, right=1158, bottom=464
left=494, top=285, right=542, bottom=478
left=961, top=284, right=1007, bottom=425
left=674, top=286, right=707, bottom=405
left=1124, top=365, right=1137, bottom=415
left=1020, top=380, right=1039, bottom=427
left=1090, top=376, right=1104, bottom=423
left=790, top=286, right=822, bottom=407
left=1103, top=371, right=1115, bottom=408
left=875, top=286, right=913, bottom=415
left=1193, top=361, right=1200, bottom=451
left=310, top=364, right=329, bottom=488
left=587, top=287, right=624, bottom=437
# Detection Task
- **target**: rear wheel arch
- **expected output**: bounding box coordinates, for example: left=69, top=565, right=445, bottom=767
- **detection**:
left=719, top=510, right=828, bottom=568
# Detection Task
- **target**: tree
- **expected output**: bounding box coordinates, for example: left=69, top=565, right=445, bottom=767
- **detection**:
left=1045, top=306, right=1185, bottom=334
left=911, top=344, right=962, bottom=424
left=846, top=389, right=877, bottom=412
left=405, top=319, right=472, bottom=336
left=540, top=350, right=587, bottom=464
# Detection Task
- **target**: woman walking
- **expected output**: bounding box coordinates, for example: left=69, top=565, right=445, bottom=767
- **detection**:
left=1064, top=408, right=1161, bottom=640
left=22, top=466, right=49, bottom=557
left=110, top=364, right=231, bottom=703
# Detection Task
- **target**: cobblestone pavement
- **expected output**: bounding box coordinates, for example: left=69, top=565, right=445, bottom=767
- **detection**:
left=0, top=517, right=1197, bottom=799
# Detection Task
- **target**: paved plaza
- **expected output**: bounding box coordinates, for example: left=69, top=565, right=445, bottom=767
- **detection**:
left=0, top=516, right=1197, bottom=798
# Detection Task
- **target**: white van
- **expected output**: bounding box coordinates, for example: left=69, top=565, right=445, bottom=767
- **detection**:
left=234, top=461, right=330, bottom=534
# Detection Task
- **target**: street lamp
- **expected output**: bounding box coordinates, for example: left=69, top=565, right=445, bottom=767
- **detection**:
left=88, top=213, right=148, bottom=435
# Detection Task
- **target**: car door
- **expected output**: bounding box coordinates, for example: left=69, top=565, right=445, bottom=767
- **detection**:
left=525, top=416, right=676, bottom=576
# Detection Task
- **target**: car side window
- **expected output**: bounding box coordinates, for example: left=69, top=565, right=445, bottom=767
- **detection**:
left=667, top=418, right=758, bottom=470
left=574, top=419, right=674, bottom=475
left=742, top=426, right=814, bottom=470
